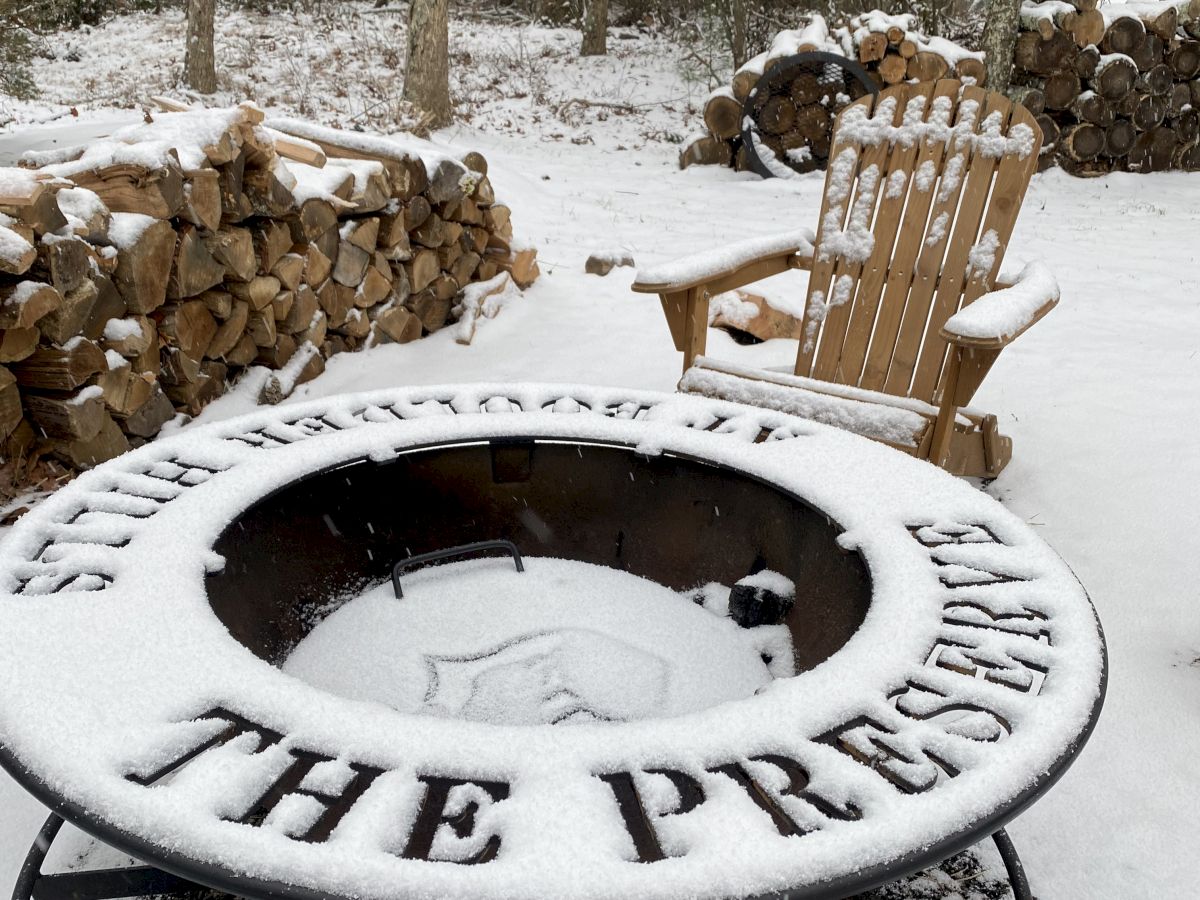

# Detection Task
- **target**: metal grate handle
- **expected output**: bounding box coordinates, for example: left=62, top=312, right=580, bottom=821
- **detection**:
left=392, top=540, right=524, bottom=599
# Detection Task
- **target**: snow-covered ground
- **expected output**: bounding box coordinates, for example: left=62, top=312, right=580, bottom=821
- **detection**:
left=2, top=5, right=1199, bottom=899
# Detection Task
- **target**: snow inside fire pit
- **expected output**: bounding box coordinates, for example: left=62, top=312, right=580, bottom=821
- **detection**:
left=283, top=558, right=793, bottom=725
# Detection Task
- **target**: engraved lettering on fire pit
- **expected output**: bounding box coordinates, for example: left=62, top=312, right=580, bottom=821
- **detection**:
left=401, top=775, right=511, bottom=864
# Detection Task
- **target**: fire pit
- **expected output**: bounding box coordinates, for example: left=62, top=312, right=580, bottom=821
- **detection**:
left=0, top=384, right=1106, bottom=900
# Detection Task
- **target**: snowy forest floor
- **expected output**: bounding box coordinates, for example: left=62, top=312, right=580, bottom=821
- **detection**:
left=2, top=4, right=1199, bottom=900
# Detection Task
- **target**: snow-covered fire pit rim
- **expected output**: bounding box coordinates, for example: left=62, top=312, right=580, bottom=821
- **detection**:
left=0, top=384, right=1106, bottom=900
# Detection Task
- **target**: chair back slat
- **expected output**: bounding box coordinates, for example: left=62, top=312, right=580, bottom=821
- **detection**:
left=858, top=80, right=962, bottom=393
left=910, top=89, right=1014, bottom=400
left=793, top=94, right=877, bottom=378
left=809, top=93, right=906, bottom=383
left=883, top=85, right=987, bottom=397
left=796, top=79, right=1042, bottom=405
left=835, top=83, right=935, bottom=386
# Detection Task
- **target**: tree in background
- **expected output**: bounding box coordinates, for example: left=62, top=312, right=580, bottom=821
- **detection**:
left=0, top=1, right=38, bottom=101
left=184, top=0, right=217, bottom=93
left=581, top=0, right=609, bottom=55
left=405, top=0, right=452, bottom=130
left=980, top=0, right=1023, bottom=93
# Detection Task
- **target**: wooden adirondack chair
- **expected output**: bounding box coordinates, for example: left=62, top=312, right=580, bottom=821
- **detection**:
left=631, top=79, right=1059, bottom=478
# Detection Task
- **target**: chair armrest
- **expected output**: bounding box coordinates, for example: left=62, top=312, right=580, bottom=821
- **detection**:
left=631, top=229, right=815, bottom=295
left=940, top=261, right=1059, bottom=350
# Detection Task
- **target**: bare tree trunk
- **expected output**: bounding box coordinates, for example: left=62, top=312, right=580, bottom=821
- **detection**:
left=581, top=0, right=608, bottom=56
left=981, top=0, right=1023, bottom=94
left=729, top=0, right=747, bottom=70
left=404, top=0, right=451, bottom=130
left=184, top=0, right=217, bottom=94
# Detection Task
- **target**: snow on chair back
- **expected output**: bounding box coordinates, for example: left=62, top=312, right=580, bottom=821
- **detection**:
left=797, top=79, right=1041, bottom=404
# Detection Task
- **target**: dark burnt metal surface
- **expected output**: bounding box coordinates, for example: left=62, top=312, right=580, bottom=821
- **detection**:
left=206, top=440, right=873, bottom=671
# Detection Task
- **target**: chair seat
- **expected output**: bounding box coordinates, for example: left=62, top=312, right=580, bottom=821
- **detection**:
left=679, top=358, right=931, bottom=451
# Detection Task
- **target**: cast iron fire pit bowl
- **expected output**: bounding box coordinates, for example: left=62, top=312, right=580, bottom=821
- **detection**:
left=0, top=384, right=1106, bottom=900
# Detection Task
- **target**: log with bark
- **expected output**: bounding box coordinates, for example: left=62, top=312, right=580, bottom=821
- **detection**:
left=1014, top=0, right=1200, bottom=175
left=686, top=12, right=984, bottom=175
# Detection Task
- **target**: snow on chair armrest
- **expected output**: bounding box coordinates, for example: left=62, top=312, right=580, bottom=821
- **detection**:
left=941, top=261, right=1060, bottom=349
left=632, top=229, right=815, bottom=294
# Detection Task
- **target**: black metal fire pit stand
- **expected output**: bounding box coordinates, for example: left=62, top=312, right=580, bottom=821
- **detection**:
left=12, top=811, right=1032, bottom=900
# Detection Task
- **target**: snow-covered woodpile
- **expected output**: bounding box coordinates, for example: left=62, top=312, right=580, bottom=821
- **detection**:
left=682, top=12, right=985, bottom=175
left=0, top=103, right=537, bottom=485
left=1017, top=0, right=1200, bottom=173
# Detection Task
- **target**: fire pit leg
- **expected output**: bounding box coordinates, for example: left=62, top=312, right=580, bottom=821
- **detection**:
left=992, top=828, right=1033, bottom=900
left=11, top=812, right=208, bottom=900
left=12, top=813, right=63, bottom=900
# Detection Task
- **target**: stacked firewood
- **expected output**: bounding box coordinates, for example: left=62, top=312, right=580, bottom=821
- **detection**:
left=682, top=11, right=986, bottom=174
left=1015, top=0, right=1200, bottom=173
left=0, top=102, right=537, bottom=488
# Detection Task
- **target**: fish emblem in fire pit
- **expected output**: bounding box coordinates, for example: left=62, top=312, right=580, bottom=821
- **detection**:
left=420, top=628, right=671, bottom=725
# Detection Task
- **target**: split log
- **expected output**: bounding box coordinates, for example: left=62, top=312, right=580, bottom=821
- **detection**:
left=271, top=290, right=294, bottom=323
left=303, top=244, right=333, bottom=286
left=54, top=413, right=129, bottom=469
left=0, top=282, right=61, bottom=330
left=119, top=385, right=175, bottom=438
left=11, top=340, right=107, bottom=390
left=253, top=220, right=293, bottom=275
left=207, top=300, right=250, bottom=360
left=24, top=388, right=107, bottom=441
left=0, top=223, right=36, bottom=275
left=36, top=237, right=91, bottom=296
left=372, top=305, right=422, bottom=344
left=180, top=169, right=222, bottom=232
left=65, top=160, right=185, bottom=220
left=0, top=367, right=22, bottom=439
left=406, top=249, right=440, bottom=293
left=0, top=327, right=39, bottom=363
left=102, top=315, right=155, bottom=358
left=168, top=225, right=226, bottom=300
left=332, top=242, right=371, bottom=287
left=112, top=217, right=176, bottom=313
left=156, top=300, right=217, bottom=360
left=40, top=279, right=99, bottom=345
left=228, top=275, right=281, bottom=310
left=270, top=253, right=305, bottom=291
left=858, top=33, right=887, bottom=63
left=204, top=228, right=256, bottom=283
left=82, top=276, right=128, bottom=341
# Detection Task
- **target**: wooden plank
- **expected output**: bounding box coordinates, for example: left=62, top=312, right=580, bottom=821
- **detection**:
left=884, top=83, right=985, bottom=397
left=682, top=286, right=707, bottom=371
left=812, top=89, right=908, bottom=384
left=794, top=93, right=877, bottom=378
left=860, top=81, right=963, bottom=393
left=835, top=83, right=933, bottom=387
left=911, top=89, right=1014, bottom=402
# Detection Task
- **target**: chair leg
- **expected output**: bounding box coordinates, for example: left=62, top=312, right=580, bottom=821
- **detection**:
left=928, top=350, right=962, bottom=468
left=681, top=286, right=707, bottom=373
